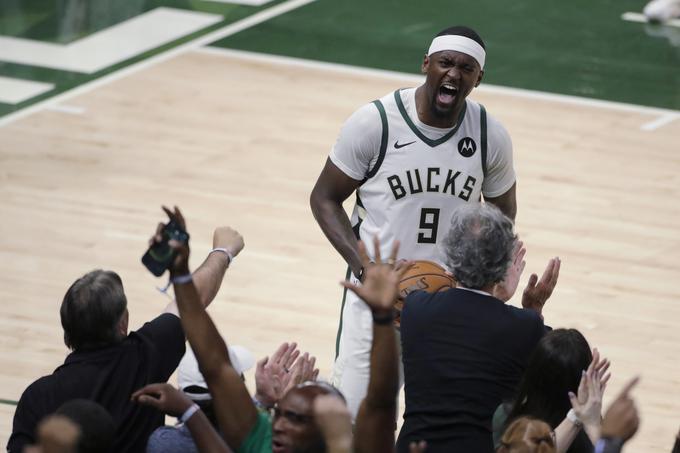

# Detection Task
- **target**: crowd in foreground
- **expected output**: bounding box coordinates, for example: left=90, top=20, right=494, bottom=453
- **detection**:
left=8, top=204, right=680, bottom=453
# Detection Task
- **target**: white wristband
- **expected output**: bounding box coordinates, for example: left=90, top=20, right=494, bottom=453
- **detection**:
left=567, top=408, right=583, bottom=428
left=172, top=274, right=193, bottom=285
left=210, top=247, right=234, bottom=264
left=179, top=403, right=200, bottom=424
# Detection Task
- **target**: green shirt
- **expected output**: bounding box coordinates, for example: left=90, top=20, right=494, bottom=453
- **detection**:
left=237, top=411, right=272, bottom=453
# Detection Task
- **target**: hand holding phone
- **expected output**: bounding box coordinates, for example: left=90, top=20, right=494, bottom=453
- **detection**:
left=142, top=207, right=190, bottom=276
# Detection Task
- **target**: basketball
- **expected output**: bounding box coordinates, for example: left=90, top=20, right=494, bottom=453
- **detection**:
left=394, top=260, right=456, bottom=327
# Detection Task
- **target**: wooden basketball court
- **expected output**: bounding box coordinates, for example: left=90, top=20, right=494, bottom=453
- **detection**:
left=0, top=48, right=678, bottom=451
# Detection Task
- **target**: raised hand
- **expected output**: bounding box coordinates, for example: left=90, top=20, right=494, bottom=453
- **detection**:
left=255, top=342, right=300, bottom=408
left=132, top=383, right=193, bottom=417
left=285, top=352, right=320, bottom=391
left=521, top=256, right=561, bottom=317
left=254, top=343, right=319, bottom=408
left=494, top=240, right=526, bottom=302
left=342, top=237, right=412, bottom=316
left=601, top=376, right=641, bottom=442
left=213, top=226, right=244, bottom=260
left=314, top=395, right=353, bottom=453
left=569, top=348, right=611, bottom=442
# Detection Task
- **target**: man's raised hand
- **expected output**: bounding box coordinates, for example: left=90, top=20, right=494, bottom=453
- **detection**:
left=341, top=237, right=412, bottom=316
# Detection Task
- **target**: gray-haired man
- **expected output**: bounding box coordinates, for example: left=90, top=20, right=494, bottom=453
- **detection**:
left=397, top=203, right=561, bottom=453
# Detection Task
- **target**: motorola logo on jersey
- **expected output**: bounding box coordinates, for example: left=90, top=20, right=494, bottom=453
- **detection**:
left=457, top=137, right=477, bottom=157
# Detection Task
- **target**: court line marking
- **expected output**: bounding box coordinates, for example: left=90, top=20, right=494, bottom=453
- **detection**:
left=641, top=113, right=680, bottom=131
left=622, top=11, right=680, bottom=27
left=203, top=0, right=275, bottom=4
left=196, top=47, right=680, bottom=118
left=0, top=76, right=54, bottom=104
left=46, top=104, right=86, bottom=115
left=0, top=8, right=223, bottom=73
left=0, top=0, right=318, bottom=128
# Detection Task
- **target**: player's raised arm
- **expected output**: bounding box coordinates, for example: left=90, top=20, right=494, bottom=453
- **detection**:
left=310, top=158, right=364, bottom=278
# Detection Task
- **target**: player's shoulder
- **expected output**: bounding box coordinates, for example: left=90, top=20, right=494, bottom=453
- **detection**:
left=344, top=99, right=384, bottom=131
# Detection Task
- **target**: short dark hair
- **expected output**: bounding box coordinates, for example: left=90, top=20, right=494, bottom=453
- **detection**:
left=55, top=399, right=115, bottom=453
left=436, top=25, right=486, bottom=49
left=60, top=270, right=127, bottom=350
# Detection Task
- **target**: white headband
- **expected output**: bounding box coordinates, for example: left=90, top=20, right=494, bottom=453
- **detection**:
left=427, top=35, right=486, bottom=70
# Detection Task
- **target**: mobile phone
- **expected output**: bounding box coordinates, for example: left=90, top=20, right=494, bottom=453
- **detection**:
left=141, top=220, right=190, bottom=276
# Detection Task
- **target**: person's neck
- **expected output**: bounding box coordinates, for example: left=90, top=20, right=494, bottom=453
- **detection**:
left=414, top=85, right=464, bottom=129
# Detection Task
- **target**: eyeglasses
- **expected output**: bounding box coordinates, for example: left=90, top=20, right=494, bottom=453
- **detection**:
left=273, top=407, right=314, bottom=424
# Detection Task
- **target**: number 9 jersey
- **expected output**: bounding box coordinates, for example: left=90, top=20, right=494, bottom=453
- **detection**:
left=329, top=88, right=516, bottom=266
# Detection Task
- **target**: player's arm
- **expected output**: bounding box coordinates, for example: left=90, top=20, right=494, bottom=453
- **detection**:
left=485, top=182, right=516, bottom=221
left=310, top=159, right=364, bottom=277
left=483, top=115, right=517, bottom=222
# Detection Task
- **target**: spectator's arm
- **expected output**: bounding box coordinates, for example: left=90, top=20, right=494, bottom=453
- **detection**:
left=162, top=207, right=257, bottom=450
left=164, top=227, right=244, bottom=315
left=671, top=426, right=680, bottom=453
left=342, top=238, right=411, bottom=453
left=314, top=395, right=353, bottom=453
left=133, top=383, right=232, bottom=453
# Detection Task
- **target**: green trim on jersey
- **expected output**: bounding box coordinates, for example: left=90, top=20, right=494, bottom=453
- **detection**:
left=480, top=104, right=488, bottom=178
left=335, top=266, right=353, bottom=359
left=366, top=99, right=389, bottom=179
left=393, top=90, right=467, bottom=148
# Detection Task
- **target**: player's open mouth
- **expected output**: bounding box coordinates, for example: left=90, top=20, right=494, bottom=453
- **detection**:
left=437, top=83, right=458, bottom=105
left=272, top=440, right=287, bottom=452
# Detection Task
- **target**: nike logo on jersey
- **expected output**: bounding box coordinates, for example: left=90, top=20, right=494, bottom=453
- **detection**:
left=394, top=140, right=416, bottom=149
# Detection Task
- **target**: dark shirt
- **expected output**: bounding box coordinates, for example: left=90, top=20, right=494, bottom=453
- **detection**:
left=8, top=313, right=185, bottom=453
left=396, top=288, right=546, bottom=453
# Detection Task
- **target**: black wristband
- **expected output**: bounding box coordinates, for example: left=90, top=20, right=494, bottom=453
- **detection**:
left=372, top=311, right=394, bottom=325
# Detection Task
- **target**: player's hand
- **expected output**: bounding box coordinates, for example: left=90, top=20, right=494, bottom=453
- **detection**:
left=601, top=376, right=640, bottom=442
left=521, top=257, right=560, bottom=317
left=341, top=237, right=413, bottom=316
left=213, top=226, right=244, bottom=260
left=494, top=240, right=526, bottom=302
left=131, top=383, right=194, bottom=417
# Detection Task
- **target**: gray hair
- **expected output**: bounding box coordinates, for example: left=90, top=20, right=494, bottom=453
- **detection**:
left=442, top=203, right=516, bottom=289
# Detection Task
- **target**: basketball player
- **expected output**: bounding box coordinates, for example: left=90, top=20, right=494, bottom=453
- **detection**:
left=310, top=26, right=517, bottom=418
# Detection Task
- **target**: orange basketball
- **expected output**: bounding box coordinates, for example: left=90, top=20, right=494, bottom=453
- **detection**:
left=394, top=260, right=456, bottom=327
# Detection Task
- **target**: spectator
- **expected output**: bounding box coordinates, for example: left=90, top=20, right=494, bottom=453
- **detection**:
left=8, top=206, right=243, bottom=452
left=23, top=415, right=80, bottom=453
left=166, top=216, right=405, bottom=452
left=498, top=417, right=556, bottom=453
left=396, top=203, right=561, bottom=452
left=497, top=330, right=610, bottom=453
left=145, top=342, right=255, bottom=452
left=54, top=399, right=116, bottom=453
left=133, top=383, right=232, bottom=453
left=594, top=377, right=640, bottom=453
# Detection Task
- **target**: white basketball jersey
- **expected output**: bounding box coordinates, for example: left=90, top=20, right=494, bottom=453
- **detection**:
left=351, top=89, right=489, bottom=265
